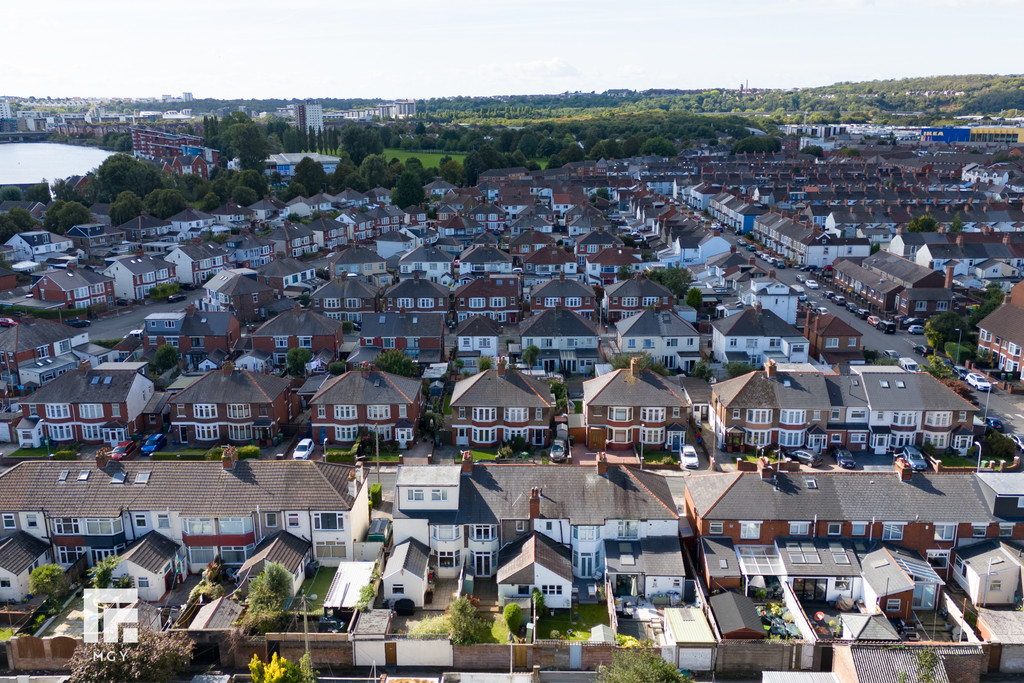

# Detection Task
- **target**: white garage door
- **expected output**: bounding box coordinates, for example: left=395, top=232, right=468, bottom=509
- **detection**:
left=677, top=647, right=713, bottom=671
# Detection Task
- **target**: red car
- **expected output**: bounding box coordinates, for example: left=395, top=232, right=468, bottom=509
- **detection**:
left=110, top=441, right=136, bottom=461
left=0, top=317, right=17, bottom=327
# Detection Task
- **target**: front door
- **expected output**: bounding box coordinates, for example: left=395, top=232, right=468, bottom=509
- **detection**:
left=579, top=553, right=594, bottom=579
left=474, top=551, right=492, bottom=577
left=456, top=428, right=468, bottom=446
left=807, top=435, right=826, bottom=452
left=179, top=425, right=188, bottom=443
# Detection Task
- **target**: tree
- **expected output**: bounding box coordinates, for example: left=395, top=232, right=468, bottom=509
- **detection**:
left=944, top=341, right=975, bottom=364
left=374, top=348, right=416, bottom=377
left=503, top=602, right=522, bottom=637
left=950, top=212, right=963, bottom=232
left=69, top=628, right=194, bottom=683
left=725, top=361, right=756, bottom=378
left=391, top=169, right=425, bottom=208
left=237, top=168, right=269, bottom=197
left=341, top=126, right=383, bottom=166
left=240, top=561, right=292, bottom=635
left=611, top=352, right=669, bottom=376
left=144, top=188, right=187, bottom=219
left=281, top=181, right=308, bottom=202
left=109, top=190, right=144, bottom=225
left=230, top=121, right=270, bottom=171
left=448, top=595, right=484, bottom=645
left=293, top=157, right=327, bottom=195
left=328, top=361, right=346, bottom=376
left=522, top=344, right=540, bottom=368
left=258, top=561, right=293, bottom=601
left=0, top=186, right=23, bottom=201
left=94, top=153, right=163, bottom=201
left=907, top=214, right=938, bottom=233
left=646, top=265, right=692, bottom=297
left=88, top=554, right=120, bottom=589
left=478, top=356, right=494, bottom=372
left=685, top=287, right=704, bottom=310
left=286, top=348, right=313, bottom=377
left=940, top=378, right=975, bottom=402
left=25, top=182, right=51, bottom=203
left=439, top=159, right=464, bottom=186
left=689, top=360, right=714, bottom=381
left=199, top=191, right=221, bottom=212
left=154, top=344, right=180, bottom=373
left=731, top=136, right=781, bottom=155
left=359, top=154, right=389, bottom=189
left=29, top=564, right=69, bottom=600
left=924, top=311, right=967, bottom=351
left=43, top=200, right=91, bottom=234
left=639, top=136, right=677, bottom=157
left=597, top=649, right=691, bottom=683
left=617, top=264, right=633, bottom=281
left=232, top=185, right=259, bottom=207
left=801, top=145, right=824, bottom=158
left=249, top=652, right=317, bottom=683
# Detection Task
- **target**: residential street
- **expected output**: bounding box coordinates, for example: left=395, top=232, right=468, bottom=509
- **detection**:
left=84, top=295, right=205, bottom=341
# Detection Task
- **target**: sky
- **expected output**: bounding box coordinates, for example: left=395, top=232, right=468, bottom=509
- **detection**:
left=4, top=0, right=1024, bottom=101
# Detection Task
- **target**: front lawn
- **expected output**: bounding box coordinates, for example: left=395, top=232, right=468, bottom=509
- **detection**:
left=442, top=395, right=452, bottom=415
left=935, top=453, right=979, bottom=468
left=641, top=450, right=678, bottom=465
left=536, top=604, right=610, bottom=641
left=5, top=447, right=54, bottom=458
left=151, top=448, right=214, bottom=461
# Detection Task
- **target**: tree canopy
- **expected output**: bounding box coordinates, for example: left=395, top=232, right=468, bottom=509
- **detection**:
left=374, top=348, right=416, bottom=377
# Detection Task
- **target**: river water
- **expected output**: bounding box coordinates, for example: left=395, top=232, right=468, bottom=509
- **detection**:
left=0, top=143, right=114, bottom=185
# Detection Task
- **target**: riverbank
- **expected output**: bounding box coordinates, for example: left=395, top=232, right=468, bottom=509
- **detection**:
left=0, top=142, right=115, bottom=185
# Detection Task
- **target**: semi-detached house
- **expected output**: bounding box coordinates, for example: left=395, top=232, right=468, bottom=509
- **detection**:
left=0, top=456, right=369, bottom=577
left=102, top=253, right=177, bottom=301
left=309, top=368, right=423, bottom=449
left=449, top=367, right=555, bottom=448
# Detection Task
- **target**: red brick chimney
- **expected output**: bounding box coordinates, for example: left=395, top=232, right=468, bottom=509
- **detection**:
left=596, top=451, right=608, bottom=476
left=629, top=356, right=638, bottom=376
left=222, top=361, right=234, bottom=376
left=895, top=456, right=913, bottom=482
left=21, top=314, right=34, bottom=324
left=956, top=234, right=964, bottom=247
left=461, top=450, right=474, bottom=474
left=96, top=450, right=109, bottom=469
left=765, top=359, right=776, bottom=378
left=529, top=487, right=541, bottom=519
left=945, top=266, right=955, bottom=289
left=758, top=457, right=775, bottom=483
left=77, top=360, right=91, bottom=376
left=186, top=304, right=197, bottom=315
left=222, top=449, right=236, bottom=471
left=748, top=256, right=755, bottom=266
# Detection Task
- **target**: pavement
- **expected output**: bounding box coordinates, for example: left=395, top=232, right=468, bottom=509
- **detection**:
left=84, top=295, right=206, bottom=341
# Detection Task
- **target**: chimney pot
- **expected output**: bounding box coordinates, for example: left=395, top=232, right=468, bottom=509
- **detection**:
left=596, top=451, right=608, bottom=476
left=765, top=359, right=776, bottom=378
left=77, top=360, right=92, bottom=376
left=461, top=450, right=474, bottom=474
left=529, top=487, right=541, bottom=519
left=96, top=450, right=109, bottom=469
left=222, top=361, right=234, bottom=376
left=757, top=456, right=775, bottom=483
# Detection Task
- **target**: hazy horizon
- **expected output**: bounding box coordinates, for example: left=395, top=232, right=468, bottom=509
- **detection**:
left=5, top=0, right=1024, bottom=102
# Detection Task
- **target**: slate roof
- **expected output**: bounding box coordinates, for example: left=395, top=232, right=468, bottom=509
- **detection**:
left=853, top=369, right=976, bottom=412
left=455, top=315, right=501, bottom=338
left=393, top=465, right=677, bottom=525
left=180, top=311, right=235, bottom=337
left=712, top=307, right=802, bottom=338
left=583, top=368, right=687, bottom=408
left=115, top=214, right=171, bottom=232
left=459, top=245, right=512, bottom=264
left=253, top=309, right=343, bottom=338
left=399, top=246, right=454, bottom=264
left=775, top=537, right=863, bottom=577
left=711, top=368, right=831, bottom=410
left=256, top=256, right=314, bottom=278
left=383, top=277, right=449, bottom=300
left=25, top=362, right=147, bottom=405
left=519, top=308, right=597, bottom=338
left=604, top=536, right=686, bottom=577
left=204, top=270, right=274, bottom=296
left=841, top=614, right=900, bottom=641
left=530, top=278, right=594, bottom=299
left=310, top=370, right=422, bottom=407
left=330, top=246, right=385, bottom=266
left=0, top=460, right=357, bottom=517
left=604, top=276, right=672, bottom=301
left=696, top=471, right=1006, bottom=524
left=384, top=538, right=430, bottom=580
left=172, top=368, right=292, bottom=405
left=311, top=278, right=377, bottom=302
left=35, top=267, right=113, bottom=291
left=497, top=531, right=573, bottom=584
left=108, top=254, right=173, bottom=275
left=238, top=531, right=311, bottom=578
left=118, top=531, right=180, bottom=573
left=701, top=536, right=742, bottom=579
left=0, top=318, right=79, bottom=355
left=615, top=309, right=698, bottom=339
left=0, top=532, right=50, bottom=575
left=450, top=369, right=553, bottom=409
left=361, top=311, right=445, bottom=339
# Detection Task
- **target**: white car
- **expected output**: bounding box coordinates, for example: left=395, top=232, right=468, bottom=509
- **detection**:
left=965, top=373, right=992, bottom=392
left=804, top=280, right=819, bottom=290
left=680, top=444, right=700, bottom=470
left=293, top=438, right=315, bottom=460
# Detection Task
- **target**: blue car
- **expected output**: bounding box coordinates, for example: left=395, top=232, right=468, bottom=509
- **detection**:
left=140, top=433, right=167, bottom=454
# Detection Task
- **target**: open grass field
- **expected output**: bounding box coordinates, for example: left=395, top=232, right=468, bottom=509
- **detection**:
left=383, top=148, right=466, bottom=166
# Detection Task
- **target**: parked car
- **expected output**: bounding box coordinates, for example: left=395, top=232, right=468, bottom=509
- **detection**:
left=876, top=320, right=896, bottom=334
left=0, top=317, right=17, bottom=327
left=966, top=373, right=992, bottom=392
left=831, top=446, right=856, bottom=470
left=846, top=301, right=859, bottom=313
left=140, top=433, right=167, bottom=455
left=953, top=366, right=970, bottom=380
left=912, top=344, right=932, bottom=356
left=867, top=315, right=882, bottom=327
left=898, top=445, right=929, bottom=472
left=900, top=317, right=925, bottom=330
left=775, top=262, right=786, bottom=270
left=814, top=306, right=829, bottom=316
left=65, top=318, right=91, bottom=328
left=292, top=438, right=315, bottom=460
left=549, top=438, right=568, bottom=463
left=114, top=298, right=132, bottom=307
left=1010, top=434, right=1024, bottom=452
left=804, top=280, right=819, bottom=289
left=680, top=444, right=700, bottom=470
left=856, top=308, right=871, bottom=319
left=823, top=291, right=836, bottom=301
left=786, top=449, right=823, bottom=467
left=796, top=275, right=806, bottom=283
left=883, top=350, right=901, bottom=360
left=986, top=417, right=1005, bottom=432
left=834, top=295, right=846, bottom=306
left=110, top=440, right=136, bottom=461
left=907, top=325, right=925, bottom=335
left=166, top=292, right=188, bottom=303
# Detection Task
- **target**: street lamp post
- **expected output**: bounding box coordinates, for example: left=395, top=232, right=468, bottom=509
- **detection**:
left=975, top=439, right=983, bottom=473
left=955, top=328, right=963, bottom=366
left=984, top=387, right=993, bottom=421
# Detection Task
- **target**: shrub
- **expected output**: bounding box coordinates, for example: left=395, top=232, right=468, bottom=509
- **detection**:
left=503, top=602, right=523, bottom=635
left=204, top=446, right=224, bottom=461
left=52, top=450, right=77, bottom=460
left=237, top=445, right=261, bottom=460
left=532, top=588, right=545, bottom=615
left=369, top=483, right=382, bottom=508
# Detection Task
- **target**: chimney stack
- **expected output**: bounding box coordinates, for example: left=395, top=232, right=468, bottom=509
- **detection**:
left=895, top=456, right=914, bottom=482
left=757, top=456, right=775, bottom=483
left=96, top=450, right=109, bottom=469
left=222, top=449, right=236, bottom=471
left=596, top=451, right=608, bottom=476
left=222, top=361, right=234, bottom=376
left=186, top=303, right=197, bottom=315
left=944, top=265, right=955, bottom=290
left=21, top=314, right=34, bottom=324
left=765, top=359, right=777, bottom=378
left=629, top=356, right=638, bottom=376
left=461, top=450, right=474, bottom=474
left=529, top=487, right=541, bottom=520
left=77, top=360, right=92, bottom=376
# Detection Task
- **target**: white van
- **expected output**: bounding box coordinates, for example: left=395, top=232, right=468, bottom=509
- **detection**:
left=791, top=285, right=807, bottom=302
left=899, top=357, right=920, bottom=373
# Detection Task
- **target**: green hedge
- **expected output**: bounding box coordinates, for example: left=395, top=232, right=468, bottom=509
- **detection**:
left=237, top=445, right=261, bottom=460
left=151, top=452, right=208, bottom=461
left=52, top=450, right=78, bottom=460
left=326, top=451, right=356, bottom=463
left=0, top=305, right=88, bottom=320
left=370, top=483, right=382, bottom=508
left=204, top=446, right=224, bottom=461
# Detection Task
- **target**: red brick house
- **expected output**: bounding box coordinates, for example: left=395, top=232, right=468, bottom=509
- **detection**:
left=528, top=275, right=596, bottom=319
left=170, top=154, right=211, bottom=180
left=141, top=307, right=241, bottom=370
left=453, top=275, right=521, bottom=323
left=251, top=309, right=345, bottom=368
left=0, top=267, right=15, bottom=292
left=309, top=368, right=424, bottom=448
left=449, top=367, right=555, bottom=448
left=170, top=363, right=299, bottom=445
left=310, top=278, right=378, bottom=323
left=30, top=267, right=114, bottom=309
left=350, top=311, right=446, bottom=366
left=601, top=275, right=674, bottom=322
left=381, top=274, right=450, bottom=315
